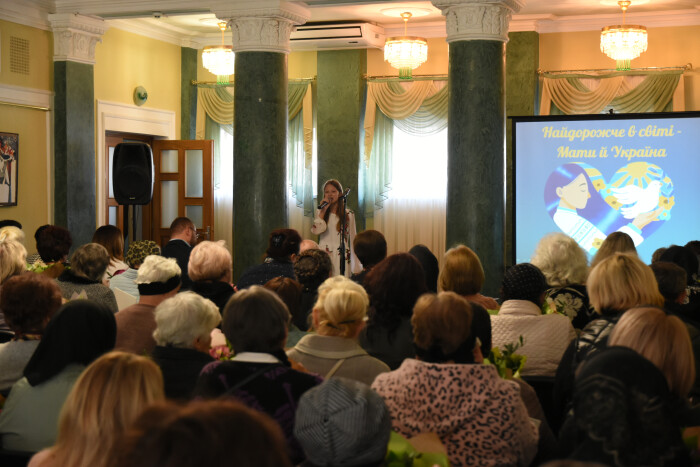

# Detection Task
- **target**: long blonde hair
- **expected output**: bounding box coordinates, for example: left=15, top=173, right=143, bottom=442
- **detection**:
left=610, top=307, right=695, bottom=397
left=40, top=351, right=164, bottom=467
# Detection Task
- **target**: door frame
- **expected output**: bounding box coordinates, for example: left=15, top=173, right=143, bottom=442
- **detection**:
left=96, top=100, right=176, bottom=229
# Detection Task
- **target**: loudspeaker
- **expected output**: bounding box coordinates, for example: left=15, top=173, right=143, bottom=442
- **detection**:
left=112, top=142, right=154, bottom=205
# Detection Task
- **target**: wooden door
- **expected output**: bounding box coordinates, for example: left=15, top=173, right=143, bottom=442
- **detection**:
left=104, top=132, right=153, bottom=238
left=151, top=140, right=214, bottom=248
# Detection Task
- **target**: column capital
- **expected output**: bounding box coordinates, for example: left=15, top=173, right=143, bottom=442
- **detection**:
left=211, top=0, right=310, bottom=54
left=48, top=13, right=107, bottom=64
left=431, top=0, right=524, bottom=43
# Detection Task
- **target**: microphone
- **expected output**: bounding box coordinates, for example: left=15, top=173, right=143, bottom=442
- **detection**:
left=318, top=200, right=329, bottom=209
left=342, top=188, right=351, bottom=197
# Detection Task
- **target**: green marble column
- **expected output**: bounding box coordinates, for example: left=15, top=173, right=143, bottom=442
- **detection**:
left=232, top=52, right=287, bottom=280
left=447, top=41, right=506, bottom=297
left=180, top=47, right=198, bottom=140
left=316, top=49, right=367, bottom=229
left=54, top=60, right=96, bottom=248
left=505, top=32, right=539, bottom=264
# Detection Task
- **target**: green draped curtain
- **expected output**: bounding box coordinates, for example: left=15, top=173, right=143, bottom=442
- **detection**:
left=540, top=71, right=684, bottom=115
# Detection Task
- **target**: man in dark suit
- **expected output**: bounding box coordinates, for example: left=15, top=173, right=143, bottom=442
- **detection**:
left=162, top=217, right=196, bottom=289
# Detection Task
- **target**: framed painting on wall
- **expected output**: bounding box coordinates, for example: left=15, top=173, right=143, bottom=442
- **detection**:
left=0, top=132, right=18, bottom=206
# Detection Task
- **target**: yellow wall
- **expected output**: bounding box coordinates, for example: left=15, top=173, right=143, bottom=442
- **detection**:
left=540, top=25, right=700, bottom=110
left=0, top=20, right=52, bottom=250
left=0, top=19, right=52, bottom=90
left=289, top=51, right=317, bottom=79
left=94, top=28, right=182, bottom=137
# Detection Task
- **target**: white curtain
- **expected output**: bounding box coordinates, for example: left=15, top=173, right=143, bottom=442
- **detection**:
left=363, top=80, right=448, bottom=266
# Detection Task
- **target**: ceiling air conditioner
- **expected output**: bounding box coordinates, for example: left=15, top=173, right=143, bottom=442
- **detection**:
left=291, top=22, right=385, bottom=50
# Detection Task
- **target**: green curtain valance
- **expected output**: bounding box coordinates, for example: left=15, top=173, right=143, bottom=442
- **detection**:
left=541, top=71, right=684, bottom=115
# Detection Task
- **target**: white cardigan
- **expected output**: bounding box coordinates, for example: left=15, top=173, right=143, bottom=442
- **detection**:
left=491, top=300, right=576, bottom=377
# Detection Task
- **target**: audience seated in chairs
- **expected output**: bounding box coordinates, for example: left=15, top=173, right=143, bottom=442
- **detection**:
left=92, top=225, right=128, bottom=281
left=0, top=236, right=27, bottom=334
left=372, top=291, right=538, bottom=466
left=114, top=255, right=181, bottom=356
left=287, top=276, right=390, bottom=385
left=27, top=351, right=164, bottom=467
left=293, top=249, right=333, bottom=331
left=237, top=229, right=301, bottom=290
left=358, top=253, right=427, bottom=370
left=188, top=240, right=235, bottom=314
left=111, top=400, right=292, bottom=467
left=193, top=286, right=322, bottom=464
left=0, top=300, right=116, bottom=452
left=491, top=263, right=576, bottom=378
left=30, top=226, right=72, bottom=279
left=109, top=240, right=161, bottom=301
left=553, top=252, right=664, bottom=432
left=151, top=292, right=220, bottom=400
left=295, top=377, right=391, bottom=467
left=0, top=274, right=62, bottom=395
left=56, top=243, right=118, bottom=313
left=351, top=229, right=387, bottom=286
left=531, top=233, right=594, bottom=329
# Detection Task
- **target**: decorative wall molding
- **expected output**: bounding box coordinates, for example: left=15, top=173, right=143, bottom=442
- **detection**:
left=0, top=0, right=52, bottom=31
left=0, top=82, right=53, bottom=109
left=432, top=0, right=525, bottom=42
left=48, top=14, right=108, bottom=64
left=95, top=100, right=176, bottom=225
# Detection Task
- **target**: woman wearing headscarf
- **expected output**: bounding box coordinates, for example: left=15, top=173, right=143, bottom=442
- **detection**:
left=0, top=300, right=116, bottom=452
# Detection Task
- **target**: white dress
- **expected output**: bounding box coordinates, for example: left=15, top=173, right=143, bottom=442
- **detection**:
left=311, top=211, right=361, bottom=277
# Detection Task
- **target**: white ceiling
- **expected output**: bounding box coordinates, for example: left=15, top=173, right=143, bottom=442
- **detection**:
left=6, top=0, right=700, bottom=46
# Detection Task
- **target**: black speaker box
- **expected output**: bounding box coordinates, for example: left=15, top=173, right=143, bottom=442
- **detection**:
left=112, top=142, right=154, bottom=205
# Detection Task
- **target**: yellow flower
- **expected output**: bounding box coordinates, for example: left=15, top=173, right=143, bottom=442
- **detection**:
left=659, top=195, right=675, bottom=210
left=605, top=195, right=621, bottom=210
left=592, top=179, right=606, bottom=191
left=592, top=238, right=604, bottom=249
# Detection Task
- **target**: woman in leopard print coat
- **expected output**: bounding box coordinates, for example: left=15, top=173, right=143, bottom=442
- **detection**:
left=372, top=292, right=538, bottom=467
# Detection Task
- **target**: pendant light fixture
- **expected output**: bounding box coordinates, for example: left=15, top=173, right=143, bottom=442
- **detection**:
left=600, top=0, right=648, bottom=71
left=202, top=21, right=235, bottom=84
left=384, top=12, right=428, bottom=79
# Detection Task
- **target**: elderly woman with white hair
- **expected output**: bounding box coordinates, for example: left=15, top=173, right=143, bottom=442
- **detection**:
left=151, top=292, right=221, bottom=399
left=287, top=276, right=390, bottom=385
left=188, top=240, right=235, bottom=314
left=531, top=232, right=593, bottom=329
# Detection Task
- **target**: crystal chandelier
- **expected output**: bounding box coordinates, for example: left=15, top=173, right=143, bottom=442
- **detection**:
left=384, top=12, right=428, bottom=79
left=203, top=22, right=235, bottom=84
left=600, top=0, right=648, bottom=71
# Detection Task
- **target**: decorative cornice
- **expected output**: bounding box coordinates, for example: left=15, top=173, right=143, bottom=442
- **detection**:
left=212, top=1, right=310, bottom=53
left=431, top=0, right=524, bottom=42
left=48, top=13, right=108, bottom=64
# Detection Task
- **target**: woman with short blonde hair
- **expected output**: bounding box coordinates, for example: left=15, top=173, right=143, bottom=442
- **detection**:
left=0, top=237, right=26, bottom=285
left=187, top=240, right=234, bottom=313
left=610, top=306, right=695, bottom=398
left=28, top=351, right=164, bottom=467
left=287, top=276, right=389, bottom=385
left=588, top=253, right=664, bottom=314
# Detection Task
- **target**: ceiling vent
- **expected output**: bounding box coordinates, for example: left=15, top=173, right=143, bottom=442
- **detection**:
left=291, top=22, right=385, bottom=50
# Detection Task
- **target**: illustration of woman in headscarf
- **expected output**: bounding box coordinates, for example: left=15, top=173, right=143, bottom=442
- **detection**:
left=544, top=163, right=662, bottom=255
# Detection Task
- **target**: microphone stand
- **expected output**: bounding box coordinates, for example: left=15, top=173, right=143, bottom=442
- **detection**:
left=338, top=188, right=351, bottom=276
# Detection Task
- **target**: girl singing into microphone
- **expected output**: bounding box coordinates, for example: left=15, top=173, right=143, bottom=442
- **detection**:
left=311, top=179, right=361, bottom=277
